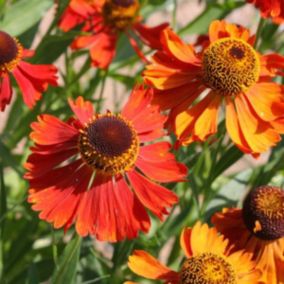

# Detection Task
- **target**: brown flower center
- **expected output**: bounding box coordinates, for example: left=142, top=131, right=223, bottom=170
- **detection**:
left=102, top=0, right=139, bottom=31
left=202, top=38, right=260, bottom=96
left=242, top=186, right=284, bottom=240
left=78, top=112, right=139, bottom=175
left=180, top=253, right=237, bottom=284
left=112, top=0, right=135, bottom=7
left=0, top=31, right=23, bottom=74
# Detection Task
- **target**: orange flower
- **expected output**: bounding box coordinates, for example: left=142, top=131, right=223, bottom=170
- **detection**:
left=24, top=86, right=187, bottom=242
left=143, top=20, right=284, bottom=156
left=212, top=185, right=284, bottom=284
left=58, top=0, right=168, bottom=69
left=0, top=30, right=58, bottom=111
left=127, top=222, right=261, bottom=283
left=248, top=0, right=284, bottom=23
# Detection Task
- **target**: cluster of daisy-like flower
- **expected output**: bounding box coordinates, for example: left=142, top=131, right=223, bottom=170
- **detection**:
left=0, top=0, right=283, bottom=283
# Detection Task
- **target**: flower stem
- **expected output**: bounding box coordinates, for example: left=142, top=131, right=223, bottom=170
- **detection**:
left=96, top=69, right=108, bottom=112
left=254, top=16, right=265, bottom=49
left=172, top=0, right=178, bottom=30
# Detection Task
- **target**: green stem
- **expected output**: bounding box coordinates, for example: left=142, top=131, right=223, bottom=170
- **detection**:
left=254, top=16, right=265, bottom=49
left=96, top=69, right=109, bottom=112
left=172, top=0, right=178, bottom=30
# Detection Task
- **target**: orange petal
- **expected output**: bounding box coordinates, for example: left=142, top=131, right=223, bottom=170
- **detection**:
left=161, top=28, right=199, bottom=65
left=144, top=65, right=197, bottom=90
left=180, top=227, right=193, bottom=258
left=189, top=222, right=228, bottom=256
left=193, top=92, right=221, bottom=140
left=209, top=20, right=252, bottom=43
left=235, top=94, right=280, bottom=154
left=225, top=97, right=252, bottom=154
left=245, top=83, right=284, bottom=122
left=128, top=250, right=179, bottom=282
left=68, top=96, right=94, bottom=125
left=175, top=92, right=219, bottom=143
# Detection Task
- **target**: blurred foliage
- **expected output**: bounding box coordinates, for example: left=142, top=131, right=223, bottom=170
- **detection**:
left=0, top=0, right=283, bottom=283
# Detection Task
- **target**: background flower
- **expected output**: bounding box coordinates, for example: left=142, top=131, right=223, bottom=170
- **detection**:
left=212, top=186, right=284, bottom=284
left=127, top=222, right=261, bottom=283
left=247, top=0, right=284, bottom=23
left=0, top=30, right=58, bottom=111
left=58, top=0, right=168, bottom=68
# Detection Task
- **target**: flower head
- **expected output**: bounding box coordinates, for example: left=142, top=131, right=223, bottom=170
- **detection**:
left=212, top=186, right=284, bottom=284
left=24, top=86, right=187, bottom=242
left=127, top=222, right=261, bottom=283
left=0, top=30, right=58, bottom=111
left=248, top=0, right=284, bottom=24
left=143, top=20, right=284, bottom=156
left=58, top=0, right=168, bottom=68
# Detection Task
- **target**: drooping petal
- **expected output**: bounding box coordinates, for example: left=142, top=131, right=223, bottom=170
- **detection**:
left=12, top=61, right=58, bottom=108
left=175, top=92, right=221, bottom=144
left=0, top=75, right=12, bottom=111
left=17, top=61, right=58, bottom=86
left=160, top=28, right=200, bottom=65
left=136, top=142, right=187, bottom=183
left=24, top=148, right=78, bottom=178
left=245, top=83, right=284, bottom=122
left=152, top=82, right=204, bottom=111
left=144, top=64, right=199, bottom=90
left=68, top=96, right=94, bottom=125
left=127, top=170, right=178, bottom=220
left=180, top=227, right=193, bottom=258
left=75, top=174, right=150, bottom=241
left=134, top=22, right=169, bottom=50
left=28, top=160, right=92, bottom=230
left=260, top=53, right=284, bottom=77
left=13, top=67, right=41, bottom=108
left=225, top=97, right=252, bottom=154
left=235, top=94, right=280, bottom=154
left=128, top=250, right=179, bottom=282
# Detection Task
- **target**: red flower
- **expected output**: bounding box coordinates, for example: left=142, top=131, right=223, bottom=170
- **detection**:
left=248, top=0, right=284, bottom=23
left=0, top=31, right=58, bottom=111
left=58, top=0, right=168, bottom=69
left=24, top=86, right=187, bottom=242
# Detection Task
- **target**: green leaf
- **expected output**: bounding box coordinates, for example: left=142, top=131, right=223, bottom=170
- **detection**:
left=51, top=236, right=82, bottom=284
left=31, top=33, right=76, bottom=64
left=0, top=0, right=52, bottom=36
left=179, top=2, right=244, bottom=35
left=0, top=164, right=6, bottom=281
left=210, top=145, right=243, bottom=182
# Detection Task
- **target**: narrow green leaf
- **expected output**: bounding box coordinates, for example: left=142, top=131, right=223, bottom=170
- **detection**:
left=0, top=0, right=52, bottom=36
left=0, top=164, right=6, bottom=281
left=211, top=145, right=243, bottom=182
left=51, top=236, right=81, bottom=284
left=179, top=2, right=244, bottom=36
left=31, top=33, right=76, bottom=64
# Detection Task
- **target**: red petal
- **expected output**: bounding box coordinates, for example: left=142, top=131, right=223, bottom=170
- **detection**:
left=30, top=114, right=79, bottom=145
left=134, top=22, right=169, bottom=50
left=136, top=142, right=187, bottom=182
left=76, top=175, right=150, bottom=241
left=68, top=96, right=94, bottom=125
left=0, top=75, right=12, bottom=111
left=127, top=170, right=178, bottom=220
